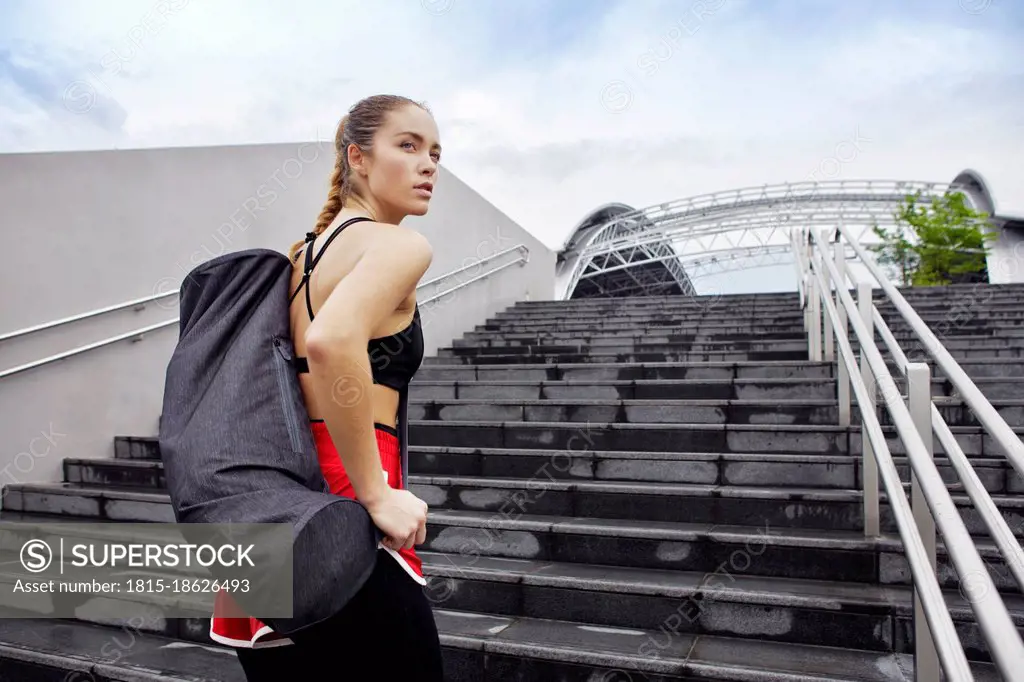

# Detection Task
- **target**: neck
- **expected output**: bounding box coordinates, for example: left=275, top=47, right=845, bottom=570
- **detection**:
left=347, top=195, right=405, bottom=225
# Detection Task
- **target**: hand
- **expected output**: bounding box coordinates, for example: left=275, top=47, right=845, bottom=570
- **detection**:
left=363, top=487, right=428, bottom=551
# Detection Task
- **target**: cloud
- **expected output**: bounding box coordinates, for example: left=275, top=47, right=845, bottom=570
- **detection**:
left=1, top=0, right=1022, bottom=294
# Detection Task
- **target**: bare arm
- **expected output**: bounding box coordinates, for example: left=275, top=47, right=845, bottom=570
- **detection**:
left=304, top=226, right=432, bottom=508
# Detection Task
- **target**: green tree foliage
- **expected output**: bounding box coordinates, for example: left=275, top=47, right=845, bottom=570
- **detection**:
left=868, top=190, right=997, bottom=286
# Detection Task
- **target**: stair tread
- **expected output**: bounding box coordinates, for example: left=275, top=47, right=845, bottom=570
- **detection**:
left=420, top=357, right=1024, bottom=367
left=76, top=443, right=1017, bottom=466
left=408, top=474, right=1024, bottom=503
left=0, top=608, right=1002, bottom=682
left=64, top=458, right=160, bottom=468
left=11, top=478, right=1024, bottom=509
left=435, top=609, right=923, bottom=681
left=4, top=482, right=170, bottom=500
left=410, top=418, right=1024, bottom=434
left=426, top=510, right=1012, bottom=556
left=413, top=444, right=1012, bottom=463
left=415, top=397, right=841, bottom=405
left=418, top=552, right=1024, bottom=617
left=412, top=444, right=1011, bottom=463
left=412, top=378, right=856, bottom=385
left=0, top=618, right=236, bottom=682
left=409, top=396, right=1024, bottom=407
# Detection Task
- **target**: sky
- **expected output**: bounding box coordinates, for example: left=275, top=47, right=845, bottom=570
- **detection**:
left=1, top=0, right=1022, bottom=294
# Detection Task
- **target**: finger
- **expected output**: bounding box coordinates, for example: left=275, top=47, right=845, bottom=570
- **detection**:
left=401, top=531, right=416, bottom=551
left=415, top=521, right=427, bottom=546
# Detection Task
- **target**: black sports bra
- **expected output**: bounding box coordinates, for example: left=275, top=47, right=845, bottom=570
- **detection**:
left=289, top=216, right=424, bottom=392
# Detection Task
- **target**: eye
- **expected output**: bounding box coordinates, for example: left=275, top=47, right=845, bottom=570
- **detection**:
left=401, top=140, right=415, bottom=150
left=430, top=151, right=441, bottom=162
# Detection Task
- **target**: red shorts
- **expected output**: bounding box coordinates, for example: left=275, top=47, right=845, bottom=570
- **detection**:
left=209, top=422, right=423, bottom=649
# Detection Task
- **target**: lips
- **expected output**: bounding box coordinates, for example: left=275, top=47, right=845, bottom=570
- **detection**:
left=414, top=182, right=433, bottom=192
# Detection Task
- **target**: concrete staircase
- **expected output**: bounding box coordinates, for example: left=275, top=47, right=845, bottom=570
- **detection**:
left=2, top=283, right=1024, bottom=680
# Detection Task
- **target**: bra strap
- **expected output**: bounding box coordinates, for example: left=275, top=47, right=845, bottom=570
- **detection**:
left=288, top=216, right=373, bottom=321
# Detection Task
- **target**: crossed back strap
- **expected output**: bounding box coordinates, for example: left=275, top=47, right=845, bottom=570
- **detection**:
left=289, top=216, right=373, bottom=321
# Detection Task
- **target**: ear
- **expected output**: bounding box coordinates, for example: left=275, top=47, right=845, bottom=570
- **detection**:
left=347, top=143, right=368, bottom=177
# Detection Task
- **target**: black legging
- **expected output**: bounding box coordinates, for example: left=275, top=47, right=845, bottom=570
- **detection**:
left=234, top=549, right=444, bottom=680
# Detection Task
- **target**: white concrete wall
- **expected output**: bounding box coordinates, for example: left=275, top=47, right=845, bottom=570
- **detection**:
left=986, top=221, right=1024, bottom=284
left=0, top=142, right=554, bottom=495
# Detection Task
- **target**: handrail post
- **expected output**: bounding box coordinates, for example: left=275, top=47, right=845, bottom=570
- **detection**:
left=821, top=230, right=834, bottom=362
left=858, top=282, right=880, bottom=537
left=835, top=233, right=851, bottom=427
left=908, top=362, right=939, bottom=682
left=810, top=246, right=822, bottom=361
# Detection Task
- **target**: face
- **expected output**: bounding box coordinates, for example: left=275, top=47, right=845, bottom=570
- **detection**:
left=351, top=104, right=441, bottom=223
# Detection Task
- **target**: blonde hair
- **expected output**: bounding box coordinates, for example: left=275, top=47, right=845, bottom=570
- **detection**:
left=288, top=94, right=430, bottom=262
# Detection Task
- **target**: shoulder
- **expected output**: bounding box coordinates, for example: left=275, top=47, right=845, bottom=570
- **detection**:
left=355, top=221, right=433, bottom=260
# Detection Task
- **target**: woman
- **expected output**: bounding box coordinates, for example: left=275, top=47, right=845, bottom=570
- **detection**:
left=209, top=94, right=445, bottom=680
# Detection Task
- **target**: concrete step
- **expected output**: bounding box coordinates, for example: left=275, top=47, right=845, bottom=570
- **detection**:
left=408, top=377, right=1024, bottom=401
left=66, top=457, right=166, bottom=489
left=422, top=346, right=1023, bottom=366
left=408, top=447, right=1022, bottom=494
left=411, top=377, right=841, bottom=401
left=407, top=419, right=1023, bottom=457
left=487, top=313, right=1024, bottom=332
left=7, top=475, right=1023, bottom=537
left=417, top=553, right=1024, bottom=661
left=63, top=446, right=1022, bottom=496
left=403, top=396, right=1024, bottom=428
left=0, top=609, right=1001, bottom=682
left=420, top=356, right=1024, bottom=383
left=407, top=397, right=841, bottom=425
left=502, top=293, right=1024, bottom=311
left=1, top=484, right=175, bottom=523
left=479, top=314, right=1024, bottom=333
left=424, top=350, right=816, bottom=365
left=459, top=330, right=813, bottom=345
left=420, top=510, right=1024, bottom=594
left=403, top=475, right=1024, bottom=535
left=504, top=295, right=1024, bottom=308
left=472, top=320, right=1024, bottom=339
left=456, top=330, right=1024, bottom=347
left=438, top=340, right=813, bottom=356
left=511, top=285, right=1024, bottom=308
left=440, top=339, right=1024, bottom=356
left=489, top=305, right=1024, bottom=323
left=413, top=360, right=838, bottom=382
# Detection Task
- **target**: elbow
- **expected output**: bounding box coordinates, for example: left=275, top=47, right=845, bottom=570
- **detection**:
left=304, top=329, right=362, bottom=365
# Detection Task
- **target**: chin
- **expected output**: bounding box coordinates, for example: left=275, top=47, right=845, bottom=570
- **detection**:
left=407, top=201, right=430, bottom=216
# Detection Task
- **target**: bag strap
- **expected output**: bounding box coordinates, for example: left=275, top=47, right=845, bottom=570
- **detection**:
left=399, top=383, right=409, bottom=490
left=288, top=216, right=373, bottom=321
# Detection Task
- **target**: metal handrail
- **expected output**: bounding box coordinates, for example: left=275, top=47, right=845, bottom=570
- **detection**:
left=0, top=243, right=531, bottom=379
left=0, top=291, right=177, bottom=344
left=418, top=243, right=529, bottom=289
left=806, top=242, right=971, bottom=679
left=799, top=226, right=1024, bottom=679
left=872, top=307, right=1024, bottom=591
left=0, top=319, right=179, bottom=380
left=840, top=223, right=1024, bottom=481
left=419, top=248, right=530, bottom=305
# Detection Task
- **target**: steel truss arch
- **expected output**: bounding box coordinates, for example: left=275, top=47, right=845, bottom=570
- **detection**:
left=557, top=178, right=984, bottom=299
